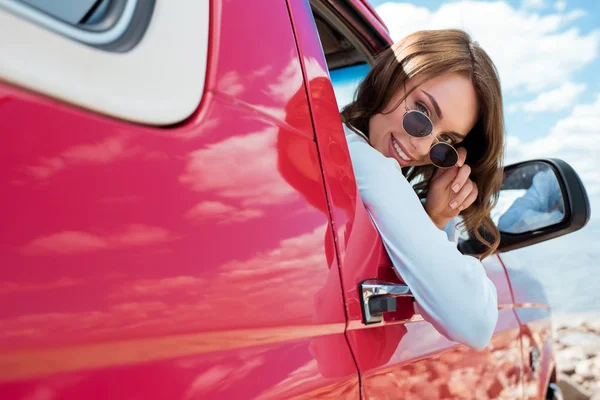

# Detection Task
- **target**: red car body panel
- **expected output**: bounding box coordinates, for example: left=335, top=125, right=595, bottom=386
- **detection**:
left=0, top=0, right=359, bottom=398
left=0, top=0, right=555, bottom=398
left=498, top=253, right=555, bottom=400
left=295, top=1, right=535, bottom=398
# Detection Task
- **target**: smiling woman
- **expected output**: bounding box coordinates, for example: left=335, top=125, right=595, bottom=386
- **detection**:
left=340, top=29, right=505, bottom=350
left=367, top=73, right=477, bottom=169
left=342, top=29, right=505, bottom=256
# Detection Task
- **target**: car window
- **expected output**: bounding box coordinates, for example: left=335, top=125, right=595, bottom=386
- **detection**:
left=1, top=0, right=149, bottom=50
left=18, top=0, right=100, bottom=24
left=312, top=4, right=373, bottom=110
left=0, top=0, right=208, bottom=125
left=329, top=63, right=370, bottom=110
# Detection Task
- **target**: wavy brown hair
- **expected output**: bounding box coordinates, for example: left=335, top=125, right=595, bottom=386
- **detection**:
left=341, top=29, right=505, bottom=258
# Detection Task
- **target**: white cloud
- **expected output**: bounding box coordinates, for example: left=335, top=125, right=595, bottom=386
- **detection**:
left=124, top=277, right=205, bottom=296
left=375, top=1, right=599, bottom=94
left=26, top=136, right=136, bottom=179
left=217, top=71, right=244, bottom=97
left=554, top=0, right=567, bottom=12
left=562, top=9, right=587, bottom=22
left=511, top=82, right=587, bottom=113
left=178, top=128, right=299, bottom=206
left=185, top=201, right=264, bottom=224
left=21, top=224, right=175, bottom=255
left=267, top=56, right=326, bottom=102
left=522, top=0, right=545, bottom=9
left=505, top=94, right=600, bottom=209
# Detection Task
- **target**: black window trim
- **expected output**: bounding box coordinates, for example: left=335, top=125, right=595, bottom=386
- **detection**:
left=310, top=0, right=389, bottom=67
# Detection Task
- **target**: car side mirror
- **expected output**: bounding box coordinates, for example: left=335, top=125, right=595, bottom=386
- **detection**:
left=458, top=159, right=590, bottom=255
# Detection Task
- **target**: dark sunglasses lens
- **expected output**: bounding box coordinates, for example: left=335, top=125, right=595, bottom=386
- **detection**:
left=403, top=111, right=433, bottom=137
left=430, top=143, right=458, bottom=168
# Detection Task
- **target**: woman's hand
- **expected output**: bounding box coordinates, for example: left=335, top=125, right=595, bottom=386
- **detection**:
left=424, top=148, right=478, bottom=230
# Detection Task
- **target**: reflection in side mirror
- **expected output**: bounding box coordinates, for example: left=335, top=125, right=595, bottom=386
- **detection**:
left=494, top=163, right=565, bottom=234
left=458, top=159, right=590, bottom=256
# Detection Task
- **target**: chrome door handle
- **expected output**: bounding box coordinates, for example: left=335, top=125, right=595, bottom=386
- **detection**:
left=360, top=279, right=412, bottom=324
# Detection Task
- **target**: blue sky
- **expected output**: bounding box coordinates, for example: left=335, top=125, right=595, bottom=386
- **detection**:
left=359, top=0, right=600, bottom=313
left=333, top=0, right=599, bottom=207
left=357, top=0, right=600, bottom=207
left=371, top=0, right=600, bottom=143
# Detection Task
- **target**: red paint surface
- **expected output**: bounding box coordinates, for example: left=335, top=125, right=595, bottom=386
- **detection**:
left=0, top=0, right=556, bottom=398
left=0, top=0, right=358, bottom=398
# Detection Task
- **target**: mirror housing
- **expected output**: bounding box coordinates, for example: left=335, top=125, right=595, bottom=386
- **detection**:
left=458, top=159, right=590, bottom=255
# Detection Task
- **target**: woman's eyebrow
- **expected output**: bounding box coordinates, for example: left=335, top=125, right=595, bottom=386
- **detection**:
left=421, top=90, right=443, bottom=119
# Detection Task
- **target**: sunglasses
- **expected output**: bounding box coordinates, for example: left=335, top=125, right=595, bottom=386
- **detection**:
left=401, top=98, right=459, bottom=169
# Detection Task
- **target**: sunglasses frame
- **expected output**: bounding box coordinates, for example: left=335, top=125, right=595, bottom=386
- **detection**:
left=401, top=90, right=460, bottom=169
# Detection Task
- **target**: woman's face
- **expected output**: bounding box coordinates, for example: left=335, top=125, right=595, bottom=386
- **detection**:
left=368, top=73, right=479, bottom=168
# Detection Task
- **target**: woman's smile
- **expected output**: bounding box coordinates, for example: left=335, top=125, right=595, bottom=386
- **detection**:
left=388, top=133, right=416, bottom=167
left=367, top=73, right=478, bottom=170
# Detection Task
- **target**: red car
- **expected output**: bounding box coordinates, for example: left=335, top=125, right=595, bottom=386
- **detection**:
left=0, top=0, right=589, bottom=398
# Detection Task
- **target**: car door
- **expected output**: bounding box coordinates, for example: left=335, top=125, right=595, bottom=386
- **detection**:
left=498, top=253, right=555, bottom=400
left=288, top=0, right=526, bottom=398
left=0, top=0, right=360, bottom=398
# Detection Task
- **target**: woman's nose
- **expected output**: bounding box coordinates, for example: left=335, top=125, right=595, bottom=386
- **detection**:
left=408, top=132, right=436, bottom=156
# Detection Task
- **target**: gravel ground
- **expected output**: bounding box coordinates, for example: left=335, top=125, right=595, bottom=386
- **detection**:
left=553, top=313, right=600, bottom=399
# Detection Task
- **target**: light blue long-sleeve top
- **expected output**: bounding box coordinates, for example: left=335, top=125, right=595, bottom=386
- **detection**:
left=344, top=124, right=498, bottom=350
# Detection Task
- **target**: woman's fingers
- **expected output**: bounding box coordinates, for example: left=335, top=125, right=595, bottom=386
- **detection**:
left=449, top=180, right=476, bottom=209
left=456, top=147, right=467, bottom=167
left=451, top=181, right=478, bottom=211
left=431, top=163, right=458, bottom=186
left=450, top=163, right=472, bottom=193
left=458, top=187, right=478, bottom=211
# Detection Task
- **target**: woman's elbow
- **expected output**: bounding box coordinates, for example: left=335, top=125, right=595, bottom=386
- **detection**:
left=449, top=305, right=498, bottom=350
